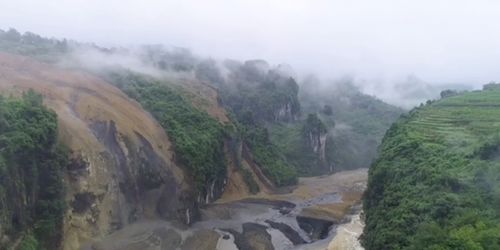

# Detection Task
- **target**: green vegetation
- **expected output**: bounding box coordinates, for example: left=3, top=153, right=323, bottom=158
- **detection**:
left=0, top=28, right=69, bottom=62
left=482, top=82, right=500, bottom=91
left=241, top=168, right=259, bottom=194
left=300, top=80, right=403, bottom=170
left=362, top=89, right=500, bottom=249
left=197, top=60, right=300, bottom=185
left=303, top=113, right=327, bottom=136
left=219, top=62, right=301, bottom=124
left=268, top=114, right=328, bottom=176
left=105, top=69, right=298, bottom=188
left=241, top=124, right=297, bottom=186
left=19, top=234, right=39, bottom=250
left=103, top=71, right=227, bottom=193
left=0, top=91, right=68, bottom=250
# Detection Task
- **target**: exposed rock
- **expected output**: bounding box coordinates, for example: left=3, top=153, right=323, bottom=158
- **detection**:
left=222, top=223, right=274, bottom=250
left=304, top=113, right=328, bottom=168
left=265, top=220, right=306, bottom=245
left=71, top=192, right=97, bottom=214
left=237, top=198, right=296, bottom=209
left=279, top=207, right=293, bottom=215
left=296, top=216, right=334, bottom=241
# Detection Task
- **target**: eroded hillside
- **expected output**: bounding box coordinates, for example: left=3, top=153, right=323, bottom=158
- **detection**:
left=0, top=52, right=280, bottom=249
left=0, top=52, right=185, bottom=249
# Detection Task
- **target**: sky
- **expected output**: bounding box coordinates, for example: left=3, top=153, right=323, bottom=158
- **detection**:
left=2, top=0, right=500, bottom=106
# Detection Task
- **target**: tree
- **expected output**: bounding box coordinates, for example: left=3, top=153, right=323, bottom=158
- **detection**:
left=440, top=89, right=458, bottom=99
left=322, top=105, right=333, bottom=116
left=3, top=28, right=21, bottom=42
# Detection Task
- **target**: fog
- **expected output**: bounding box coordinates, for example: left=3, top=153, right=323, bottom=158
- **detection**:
left=2, top=0, right=500, bottom=107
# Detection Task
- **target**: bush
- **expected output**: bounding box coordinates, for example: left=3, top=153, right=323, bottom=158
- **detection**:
left=19, top=234, right=39, bottom=250
left=241, top=168, right=259, bottom=194
left=103, top=71, right=226, bottom=193
left=0, top=90, right=68, bottom=249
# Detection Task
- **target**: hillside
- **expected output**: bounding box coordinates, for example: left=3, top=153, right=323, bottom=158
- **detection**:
left=363, top=88, right=500, bottom=249
left=0, top=28, right=403, bottom=177
left=0, top=50, right=288, bottom=249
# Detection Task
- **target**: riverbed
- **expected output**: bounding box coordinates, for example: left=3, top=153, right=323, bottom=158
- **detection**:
left=83, top=168, right=367, bottom=250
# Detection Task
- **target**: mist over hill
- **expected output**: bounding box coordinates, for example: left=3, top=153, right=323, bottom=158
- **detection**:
left=0, top=28, right=404, bottom=249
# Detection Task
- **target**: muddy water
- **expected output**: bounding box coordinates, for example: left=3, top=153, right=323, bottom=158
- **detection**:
left=83, top=169, right=367, bottom=250
left=327, top=211, right=364, bottom=250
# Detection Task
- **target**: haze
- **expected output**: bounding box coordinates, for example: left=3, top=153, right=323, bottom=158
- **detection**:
left=3, top=0, right=500, bottom=107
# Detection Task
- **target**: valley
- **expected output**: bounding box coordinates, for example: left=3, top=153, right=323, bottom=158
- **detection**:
left=1, top=2, right=498, bottom=250
left=0, top=29, right=398, bottom=250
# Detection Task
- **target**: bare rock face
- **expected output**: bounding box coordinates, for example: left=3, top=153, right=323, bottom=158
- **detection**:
left=0, top=52, right=191, bottom=250
left=304, top=113, right=329, bottom=168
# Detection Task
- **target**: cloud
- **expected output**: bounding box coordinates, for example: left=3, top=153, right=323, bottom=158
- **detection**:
left=2, top=0, right=500, bottom=106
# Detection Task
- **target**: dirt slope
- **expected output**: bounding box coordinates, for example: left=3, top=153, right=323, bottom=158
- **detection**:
left=0, top=52, right=194, bottom=250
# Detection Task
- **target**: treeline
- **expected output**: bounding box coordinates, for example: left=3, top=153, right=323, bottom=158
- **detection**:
left=0, top=28, right=70, bottom=62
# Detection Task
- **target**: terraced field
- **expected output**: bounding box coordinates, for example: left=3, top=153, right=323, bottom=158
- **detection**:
left=363, top=89, right=500, bottom=249
left=406, top=90, right=500, bottom=153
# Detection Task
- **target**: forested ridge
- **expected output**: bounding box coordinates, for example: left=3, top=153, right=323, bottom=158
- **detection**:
left=363, top=87, right=500, bottom=249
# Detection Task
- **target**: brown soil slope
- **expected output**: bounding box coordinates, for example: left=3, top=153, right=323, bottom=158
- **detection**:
left=0, top=52, right=192, bottom=250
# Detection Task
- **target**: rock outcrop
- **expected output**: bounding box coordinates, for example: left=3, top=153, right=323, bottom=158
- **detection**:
left=304, top=113, right=329, bottom=167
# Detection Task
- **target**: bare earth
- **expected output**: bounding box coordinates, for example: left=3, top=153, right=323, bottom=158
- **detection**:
left=219, top=168, right=368, bottom=250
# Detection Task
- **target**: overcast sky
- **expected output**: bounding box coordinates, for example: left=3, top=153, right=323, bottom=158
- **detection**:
left=2, top=0, right=500, bottom=105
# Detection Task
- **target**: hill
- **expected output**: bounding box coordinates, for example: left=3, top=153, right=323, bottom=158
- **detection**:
left=363, top=88, right=500, bottom=249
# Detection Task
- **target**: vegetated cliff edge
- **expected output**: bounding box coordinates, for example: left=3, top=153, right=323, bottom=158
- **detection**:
left=363, top=88, right=500, bottom=249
